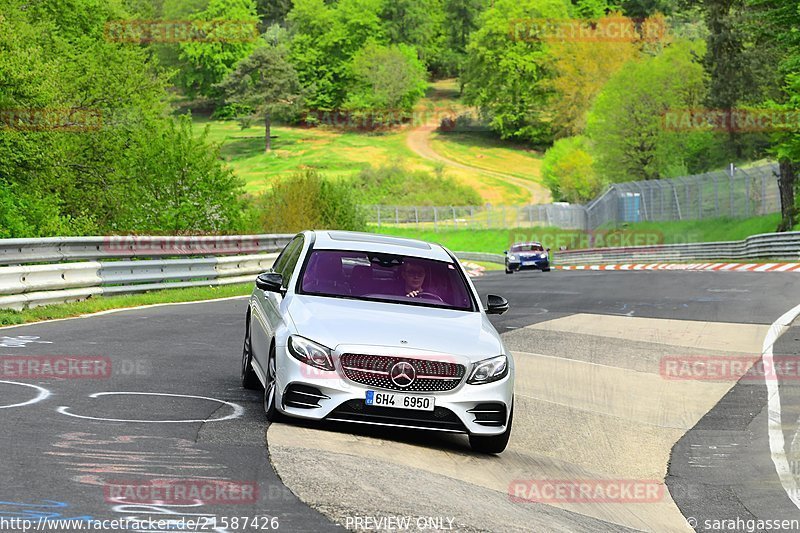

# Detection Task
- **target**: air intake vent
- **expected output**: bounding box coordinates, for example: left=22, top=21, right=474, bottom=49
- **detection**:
left=283, top=384, right=329, bottom=409
left=467, top=403, right=507, bottom=427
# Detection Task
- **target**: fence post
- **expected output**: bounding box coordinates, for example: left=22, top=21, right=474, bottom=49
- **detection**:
left=729, top=164, right=735, bottom=217
left=714, top=174, right=719, bottom=217
left=395, top=207, right=399, bottom=225
left=414, top=207, right=419, bottom=229
left=452, top=206, right=457, bottom=229
left=744, top=172, right=751, bottom=217
left=433, top=206, right=438, bottom=231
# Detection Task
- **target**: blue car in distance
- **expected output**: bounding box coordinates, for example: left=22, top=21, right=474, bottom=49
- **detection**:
left=504, top=242, right=551, bottom=274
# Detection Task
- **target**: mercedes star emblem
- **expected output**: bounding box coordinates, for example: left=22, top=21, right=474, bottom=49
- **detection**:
left=389, top=361, right=416, bottom=388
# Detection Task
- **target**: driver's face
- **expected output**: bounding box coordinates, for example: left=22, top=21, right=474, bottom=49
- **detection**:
left=402, top=265, right=426, bottom=290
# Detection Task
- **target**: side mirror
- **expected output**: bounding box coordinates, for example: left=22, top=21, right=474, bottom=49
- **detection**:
left=256, top=272, right=284, bottom=293
left=486, top=294, right=509, bottom=315
left=503, top=250, right=508, bottom=255
left=546, top=248, right=551, bottom=252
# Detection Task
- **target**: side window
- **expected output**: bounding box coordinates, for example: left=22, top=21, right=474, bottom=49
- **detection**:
left=271, top=238, right=297, bottom=276
left=276, top=236, right=305, bottom=282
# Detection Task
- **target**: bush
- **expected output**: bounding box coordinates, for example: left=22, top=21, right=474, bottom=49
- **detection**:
left=541, top=136, right=604, bottom=203
left=257, top=171, right=367, bottom=232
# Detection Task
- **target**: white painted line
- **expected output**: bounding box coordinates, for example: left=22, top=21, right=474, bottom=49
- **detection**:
left=0, top=295, right=250, bottom=331
left=57, top=391, right=244, bottom=423
left=762, top=303, right=800, bottom=511
left=0, top=381, right=50, bottom=409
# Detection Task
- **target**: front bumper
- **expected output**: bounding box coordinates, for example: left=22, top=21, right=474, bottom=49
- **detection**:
left=274, top=346, right=514, bottom=436
left=507, top=258, right=549, bottom=271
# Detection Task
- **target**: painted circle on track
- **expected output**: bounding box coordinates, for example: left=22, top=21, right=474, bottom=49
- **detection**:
left=57, top=392, right=244, bottom=423
left=0, top=380, right=51, bottom=409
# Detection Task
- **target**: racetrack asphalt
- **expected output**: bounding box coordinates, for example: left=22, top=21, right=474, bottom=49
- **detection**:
left=1, top=269, right=799, bottom=532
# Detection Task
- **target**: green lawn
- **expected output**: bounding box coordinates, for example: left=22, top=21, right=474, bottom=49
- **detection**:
left=374, top=213, right=787, bottom=254
left=429, top=131, right=544, bottom=183
left=0, top=283, right=252, bottom=326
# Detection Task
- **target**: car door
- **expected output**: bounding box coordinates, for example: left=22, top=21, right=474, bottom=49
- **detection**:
left=251, top=235, right=305, bottom=374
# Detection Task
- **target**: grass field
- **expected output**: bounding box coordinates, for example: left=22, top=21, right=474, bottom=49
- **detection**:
left=374, top=213, right=787, bottom=253
left=429, top=131, right=544, bottom=183
left=0, top=284, right=252, bottom=326
left=194, top=80, right=548, bottom=205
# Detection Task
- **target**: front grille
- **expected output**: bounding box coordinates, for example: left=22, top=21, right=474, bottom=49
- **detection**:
left=340, top=353, right=465, bottom=392
left=467, top=403, right=507, bottom=427
left=283, top=384, right=329, bottom=409
left=326, top=399, right=467, bottom=433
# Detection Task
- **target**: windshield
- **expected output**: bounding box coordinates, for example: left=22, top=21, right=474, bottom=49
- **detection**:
left=298, top=250, right=475, bottom=311
left=511, top=244, right=545, bottom=253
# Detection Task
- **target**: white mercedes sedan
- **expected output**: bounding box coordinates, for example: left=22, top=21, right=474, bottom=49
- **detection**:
left=241, top=230, right=514, bottom=453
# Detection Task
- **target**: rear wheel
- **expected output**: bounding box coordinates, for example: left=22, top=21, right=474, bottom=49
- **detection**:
left=263, top=346, right=283, bottom=422
left=469, top=405, right=513, bottom=454
left=241, top=313, right=260, bottom=390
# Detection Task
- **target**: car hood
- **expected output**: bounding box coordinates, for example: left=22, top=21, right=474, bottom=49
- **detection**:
left=286, top=294, right=505, bottom=361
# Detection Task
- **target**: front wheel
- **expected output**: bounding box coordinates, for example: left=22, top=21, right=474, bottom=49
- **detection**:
left=241, top=314, right=260, bottom=390
left=505, top=265, right=514, bottom=274
left=263, top=346, right=283, bottom=422
left=469, top=406, right=513, bottom=454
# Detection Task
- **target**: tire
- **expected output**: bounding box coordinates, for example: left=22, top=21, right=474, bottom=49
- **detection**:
left=469, top=405, right=513, bottom=454
left=241, top=313, right=261, bottom=390
left=505, top=265, right=514, bottom=274
left=542, top=267, right=551, bottom=272
left=263, top=345, right=283, bottom=422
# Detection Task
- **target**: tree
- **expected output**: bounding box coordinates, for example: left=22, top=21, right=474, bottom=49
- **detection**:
left=462, top=0, right=572, bottom=144
left=121, top=116, right=246, bottom=233
left=586, top=40, right=715, bottom=181
left=381, top=0, right=444, bottom=67
left=547, top=13, right=639, bottom=137
left=745, top=0, right=800, bottom=230
left=177, top=0, right=260, bottom=99
left=288, top=0, right=385, bottom=110
left=217, top=43, right=302, bottom=151
left=345, top=43, right=427, bottom=114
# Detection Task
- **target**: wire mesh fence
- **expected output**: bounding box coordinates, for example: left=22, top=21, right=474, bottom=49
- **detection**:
left=364, top=163, right=781, bottom=230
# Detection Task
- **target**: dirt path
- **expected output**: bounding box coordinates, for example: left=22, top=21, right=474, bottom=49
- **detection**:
left=406, top=120, right=552, bottom=204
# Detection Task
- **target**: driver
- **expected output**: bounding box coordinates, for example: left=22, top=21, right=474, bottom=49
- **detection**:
left=400, top=259, right=432, bottom=298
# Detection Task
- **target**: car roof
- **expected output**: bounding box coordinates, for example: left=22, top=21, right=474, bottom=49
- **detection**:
left=309, top=231, right=453, bottom=261
left=512, top=242, right=543, bottom=247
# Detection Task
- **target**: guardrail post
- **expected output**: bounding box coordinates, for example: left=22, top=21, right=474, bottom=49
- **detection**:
left=414, top=207, right=419, bottom=229
left=452, top=206, right=457, bottom=228
left=433, top=206, right=438, bottom=231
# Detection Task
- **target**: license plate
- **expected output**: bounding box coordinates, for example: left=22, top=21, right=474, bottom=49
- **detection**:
left=365, top=391, right=435, bottom=411
left=522, top=261, right=538, bottom=266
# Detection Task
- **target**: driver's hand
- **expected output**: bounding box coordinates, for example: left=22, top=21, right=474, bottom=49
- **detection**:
left=406, top=290, right=420, bottom=298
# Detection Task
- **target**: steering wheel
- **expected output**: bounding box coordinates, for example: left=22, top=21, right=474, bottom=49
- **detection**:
left=417, top=291, right=444, bottom=302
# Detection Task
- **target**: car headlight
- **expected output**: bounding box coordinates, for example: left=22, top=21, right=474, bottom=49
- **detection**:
left=508, top=255, right=516, bottom=261
left=288, top=335, right=335, bottom=371
left=467, top=355, right=508, bottom=384
left=540, top=253, right=548, bottom=259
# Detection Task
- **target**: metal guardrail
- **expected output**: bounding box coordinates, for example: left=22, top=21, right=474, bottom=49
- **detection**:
left=456, top=232, right=800, bottom=267
left=0, top=234, right=292, bottom=265
left=0, top=235, right=294, bottom=310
